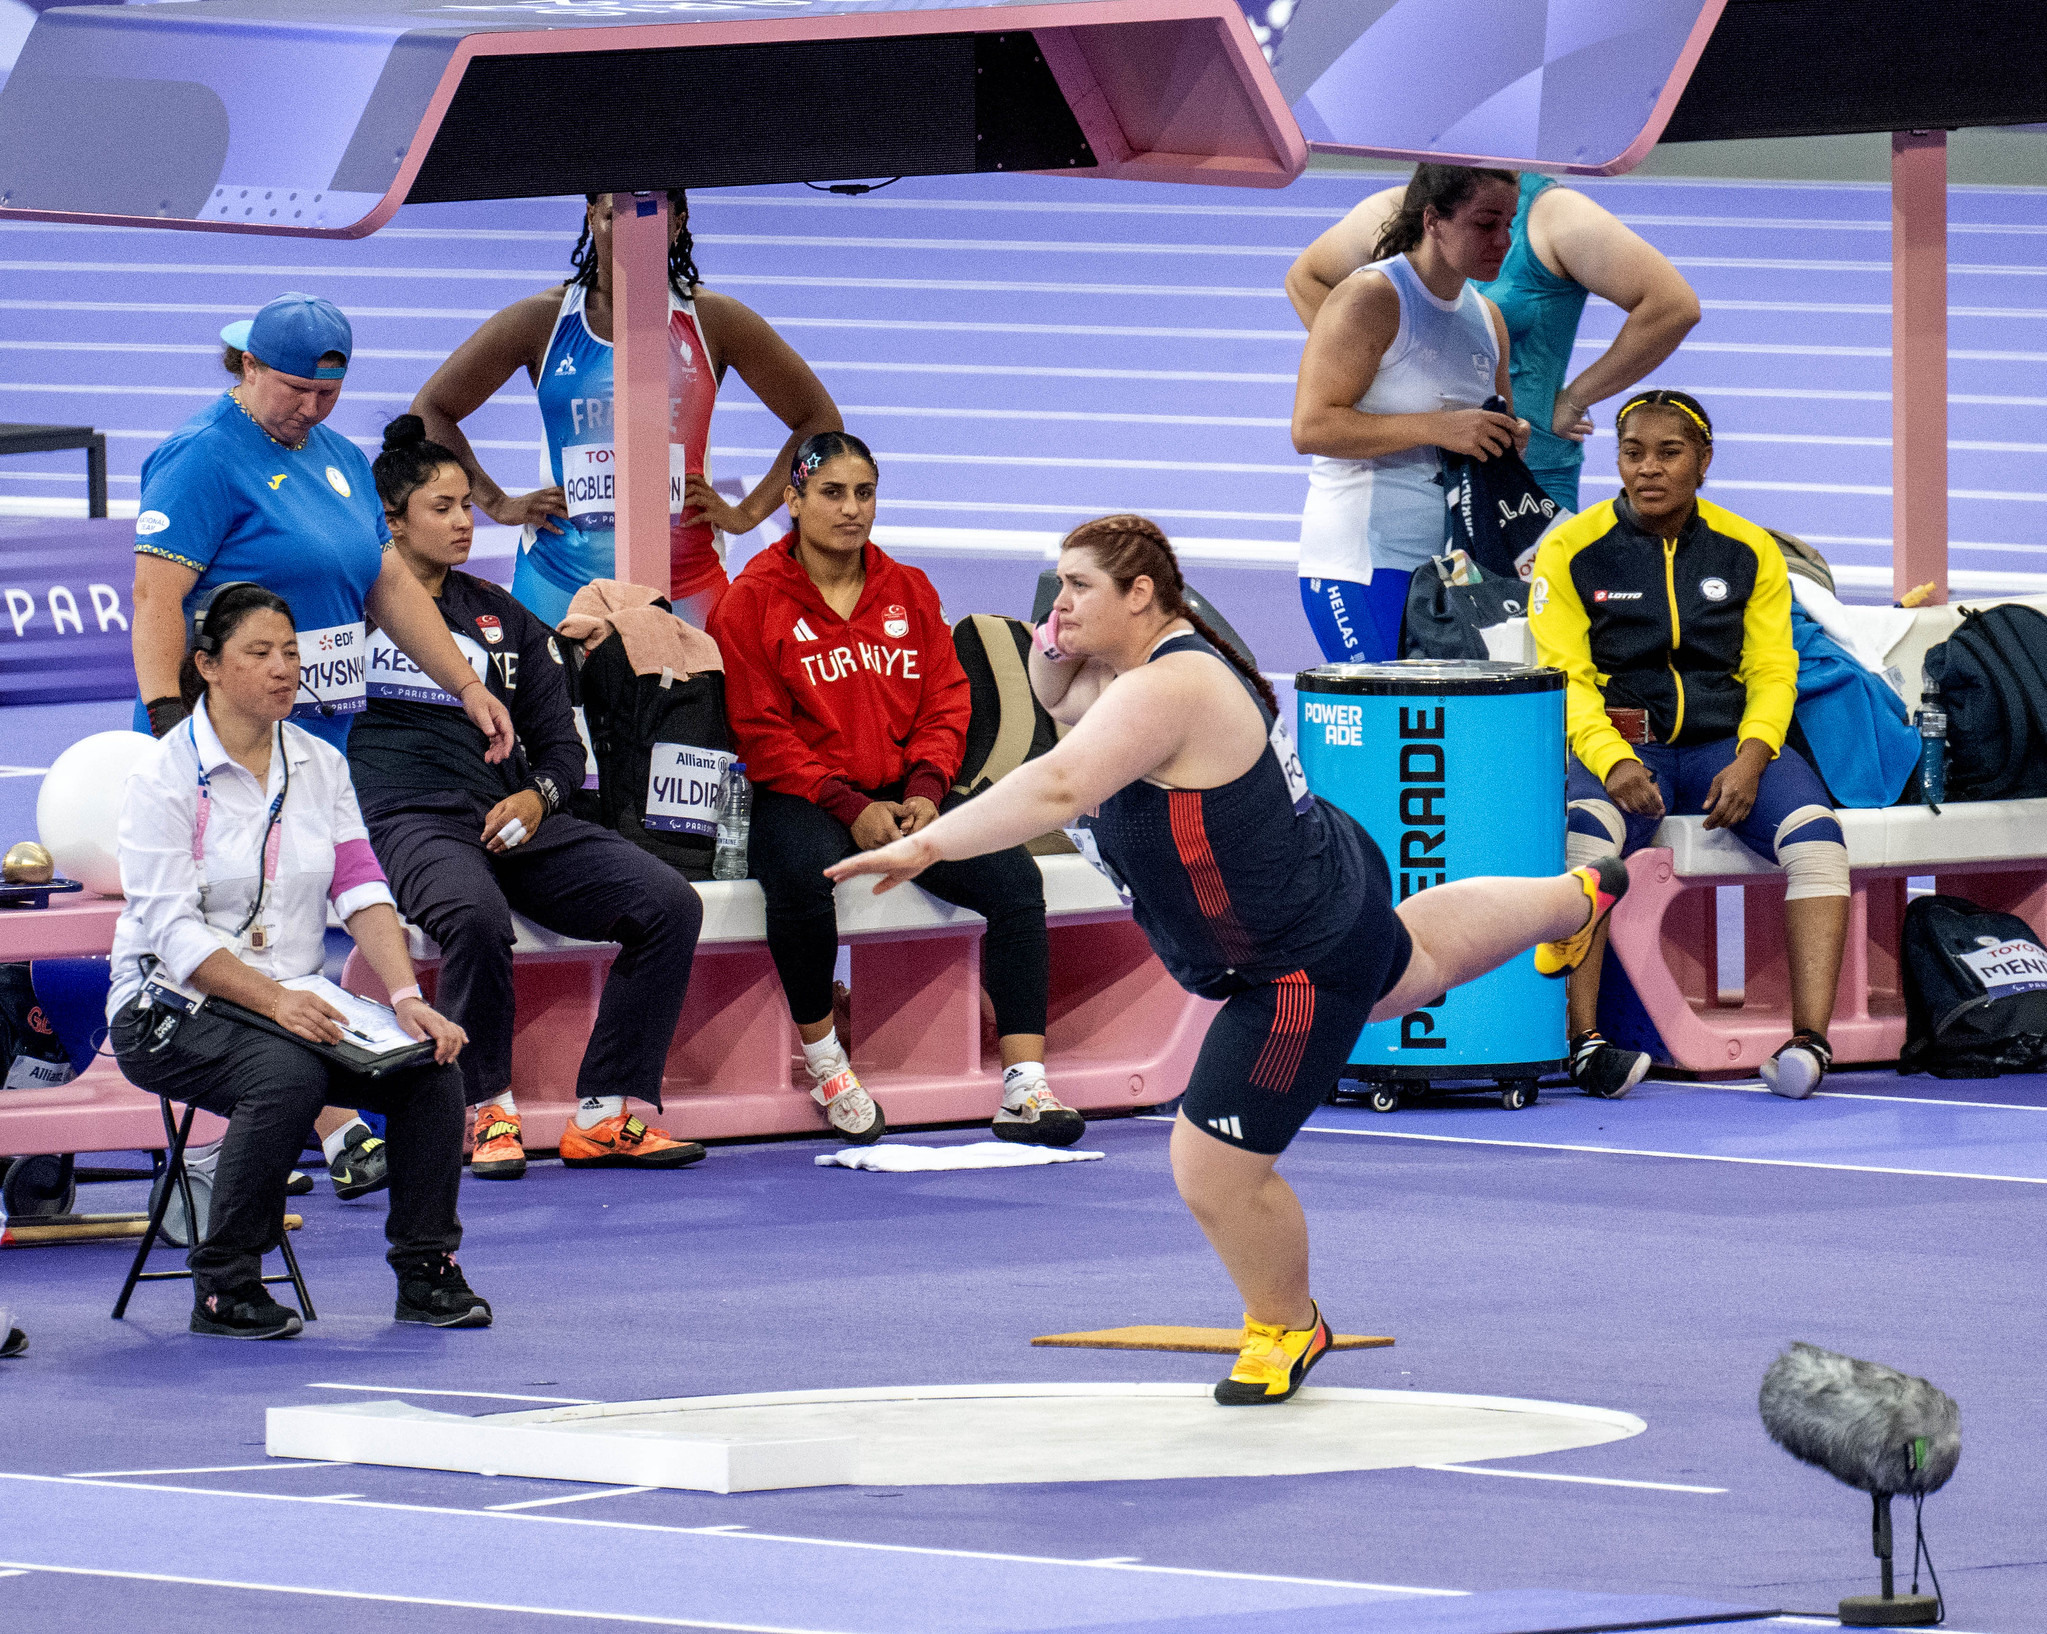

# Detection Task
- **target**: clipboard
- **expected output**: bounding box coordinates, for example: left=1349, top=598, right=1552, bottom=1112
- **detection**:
left=141, top=968, right=437, bottom=1077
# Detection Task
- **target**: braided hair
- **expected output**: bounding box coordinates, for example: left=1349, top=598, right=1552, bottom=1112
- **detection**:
left=789, top=430, right=877, bottom=496
left=568, top=190, right=701, bottom=296
left=1058, top=515, right=1278, bottom=716
left=373, top=414, right=464, bottom=518
left=1615, top=388, right=1714, bottom=449
left=1371, top=164, right=1519, bottom=263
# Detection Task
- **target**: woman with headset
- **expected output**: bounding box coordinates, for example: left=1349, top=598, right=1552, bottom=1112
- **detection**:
left=108, top=582, right=487, bottom=1341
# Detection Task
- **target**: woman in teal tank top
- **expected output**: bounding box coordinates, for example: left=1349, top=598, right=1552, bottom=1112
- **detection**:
left=1289, top=167, right=1701, bottom=513
left=1477, top=175, right=1591, bottom=509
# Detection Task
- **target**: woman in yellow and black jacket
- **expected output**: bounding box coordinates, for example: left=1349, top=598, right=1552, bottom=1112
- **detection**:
left=1530, top=390, right=1849, bottom=1102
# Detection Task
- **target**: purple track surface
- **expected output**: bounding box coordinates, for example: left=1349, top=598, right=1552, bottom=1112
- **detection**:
left=0, top=1090, right=2031, bottom=1632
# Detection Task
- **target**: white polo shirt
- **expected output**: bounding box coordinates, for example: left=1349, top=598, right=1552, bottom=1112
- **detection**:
left=107, top=698, right=394, bottom=1021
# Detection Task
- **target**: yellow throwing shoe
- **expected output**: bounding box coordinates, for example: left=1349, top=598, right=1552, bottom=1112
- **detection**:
left=1214, top=1303, right=1331, bottom=1406
left=1534, top=856, right=1631, bottom=978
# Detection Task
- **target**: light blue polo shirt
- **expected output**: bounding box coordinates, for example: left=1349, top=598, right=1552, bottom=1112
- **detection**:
left=134, top=393, right=388, bottom=750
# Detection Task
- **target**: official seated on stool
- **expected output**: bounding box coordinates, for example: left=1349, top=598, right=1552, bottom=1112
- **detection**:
left=350, top=417, right=706, bottom=1179
left=1529, top=390, right=1851, bottom=1102
left=107, top=582, right=487, bottom=1340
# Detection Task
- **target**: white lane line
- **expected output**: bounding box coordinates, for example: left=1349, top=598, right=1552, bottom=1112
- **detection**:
left=305, top=1383, right=597, bottom=1404
left=0, top=1562, right=842, bottom=1632
left=1415, top=1464, right=1726, bottom=1494
left=0, top=1474, right=1462, bottom=1594
left=0, top=1569, right=27, bottom=1577
left=487, top=1486, right=658, bottom=1513
left=767, top=316, right=1302, bottom=341
left=67, top=1461, right=346, bottom=1478
left=1290, top=1122, right=2047, bottom=1185
left=1724, top=1084, right=2047, bottom=1112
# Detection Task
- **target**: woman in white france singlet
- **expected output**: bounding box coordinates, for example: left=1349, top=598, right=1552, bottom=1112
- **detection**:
left=1291, top=166, right=1529, bottom=663
left=413, top=191, right=842, bottom=629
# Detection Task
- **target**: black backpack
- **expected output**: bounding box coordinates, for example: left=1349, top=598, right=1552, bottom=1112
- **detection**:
left=1399, top=558, right=1531, bottom=659
left=1922, top=605, right=2047, bottom=801
left=0, top=963, right=74, bottom=1092
left=574, top=619, right=732, bottom=882
left=1899, top=893, right=2047, bottom=1077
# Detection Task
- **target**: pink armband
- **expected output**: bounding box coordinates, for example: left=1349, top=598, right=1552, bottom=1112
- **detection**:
left=329, top=838, right=387, bottom=901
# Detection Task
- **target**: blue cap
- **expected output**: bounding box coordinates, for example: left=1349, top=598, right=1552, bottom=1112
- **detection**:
left=239, top=293, right=351, bottom=381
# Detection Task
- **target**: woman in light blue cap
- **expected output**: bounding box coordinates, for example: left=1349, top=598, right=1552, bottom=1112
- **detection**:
left=130, top=293, right=512, bottom=762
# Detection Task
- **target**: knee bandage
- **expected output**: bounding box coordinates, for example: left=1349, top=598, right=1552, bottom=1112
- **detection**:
left=1566, top=799, right=1625, bottom=870
left=1775, top=805, right=1849, bottom=900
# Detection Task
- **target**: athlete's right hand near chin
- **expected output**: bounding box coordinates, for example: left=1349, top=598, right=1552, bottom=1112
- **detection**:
left=484, top=484, right=568, bottom=534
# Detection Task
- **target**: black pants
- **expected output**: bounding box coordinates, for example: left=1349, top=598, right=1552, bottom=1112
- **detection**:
left=363, top=791, right=703, bottom=1110
left=111, top=998, right=464, bottom=1298
left=749, top=785, right=1050, bottom=1034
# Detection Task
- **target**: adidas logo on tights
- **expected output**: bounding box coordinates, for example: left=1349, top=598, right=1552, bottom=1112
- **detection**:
left=1207, top=1115, right=1244, bottom=1142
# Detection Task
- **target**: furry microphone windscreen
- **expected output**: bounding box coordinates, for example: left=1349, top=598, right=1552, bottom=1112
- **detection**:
left=1760, top=1342, right=1961, bottom=1495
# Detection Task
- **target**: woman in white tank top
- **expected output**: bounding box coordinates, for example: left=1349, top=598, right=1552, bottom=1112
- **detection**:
left=1292, top=166, right=1529, bottom=661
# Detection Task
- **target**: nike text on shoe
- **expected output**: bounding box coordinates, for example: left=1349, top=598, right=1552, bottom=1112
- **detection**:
left=558, top=1112, right=705, bottom=1169
left=992, top=1086, right=1086, bottom=1148
left=191, top=1282, right=303, bottom=1340
left=1568, top=1030, right=1651, bottom=1099
left=1536, top=856, right=1630, bottom=978
left=469, top=1106, right=528, bottom=1180
left=1760, top=1030, right=1832, bottom=1100
left=813, top=1067, right=886, bottom=1145
left=394, top=1254, right=493, bottom=1327
left=329, top=1124, right=391, bottom=1201
left=1214, top=1302, right=1332, bottom=1406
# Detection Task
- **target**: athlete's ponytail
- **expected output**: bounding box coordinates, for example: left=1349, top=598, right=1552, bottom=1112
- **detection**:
left=1371, top=164, right=1519, bottom=262
left=569, top=190, right=702, bottom=296
left=373, top=414, right=463, bottom=518
left=1059, top=515, right=1279, bottom=716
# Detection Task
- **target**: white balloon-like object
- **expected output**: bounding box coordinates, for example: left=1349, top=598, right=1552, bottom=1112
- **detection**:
left=36, top=729, right=156, bottom=897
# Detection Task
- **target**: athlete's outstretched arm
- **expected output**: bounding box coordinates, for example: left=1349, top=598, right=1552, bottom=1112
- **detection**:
left=411, top=295, right=567, bottom=532
left=685, top=293, right=841, bottom=537
left=826, top=662, right=1193, bottom=890
left=1283, top=186, right=1403, bottom=328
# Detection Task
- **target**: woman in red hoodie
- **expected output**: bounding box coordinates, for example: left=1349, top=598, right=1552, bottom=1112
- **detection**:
left=709, top=433, right=1081, bottom=1148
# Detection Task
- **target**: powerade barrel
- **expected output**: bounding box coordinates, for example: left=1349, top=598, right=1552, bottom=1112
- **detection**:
left=1297, top=660, right=1565, bottom=1105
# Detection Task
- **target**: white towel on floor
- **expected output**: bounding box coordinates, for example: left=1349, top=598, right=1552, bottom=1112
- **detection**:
left=815, top=1142, right=1104, bottom=1172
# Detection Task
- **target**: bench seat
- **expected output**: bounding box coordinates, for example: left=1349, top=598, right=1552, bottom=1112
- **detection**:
left=1608, top=801, right=2047, bottom=1074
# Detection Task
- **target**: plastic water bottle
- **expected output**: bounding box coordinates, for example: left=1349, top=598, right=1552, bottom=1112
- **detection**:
left=1916, top=682, right=1947, bottom=810
left=712, top=762, right=751, bottom=880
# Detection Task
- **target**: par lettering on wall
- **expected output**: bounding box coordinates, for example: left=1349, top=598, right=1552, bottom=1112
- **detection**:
left=0, top=519, right=138, bottom=706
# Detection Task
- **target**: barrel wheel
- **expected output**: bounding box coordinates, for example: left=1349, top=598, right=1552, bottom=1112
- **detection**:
left=1366, top=1084, right=1402, bottom=1114
left=1498, top=1080, right=1538, bottom=1111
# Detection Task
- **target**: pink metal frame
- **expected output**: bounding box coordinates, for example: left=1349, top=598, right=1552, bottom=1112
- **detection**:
left=1303, top=0, right=1728, bottom=176
left=0, top=0, right=1304, bottom=242
left=611, top=193, right=676, bottom=597
left=1607, top=848, right=2047, bottom=1074
left=1892, top=130, right=1950, bottom=605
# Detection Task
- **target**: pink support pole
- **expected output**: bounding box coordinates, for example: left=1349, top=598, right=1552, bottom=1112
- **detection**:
left=611, top=191, right=673, bottom=598
left=1892, top=130, right=1949, bottom=606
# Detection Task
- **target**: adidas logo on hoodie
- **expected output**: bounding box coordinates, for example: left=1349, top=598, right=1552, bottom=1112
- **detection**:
left=792, top=618, right=819, bottom=643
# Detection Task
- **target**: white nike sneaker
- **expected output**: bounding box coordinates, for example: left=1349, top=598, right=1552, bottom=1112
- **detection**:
left=812, top=1066, right=887, bottom=1145
left=992, top=1085, right=1086, bottom=1148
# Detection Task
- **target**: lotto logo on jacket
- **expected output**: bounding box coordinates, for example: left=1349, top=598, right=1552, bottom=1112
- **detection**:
left=709, top=534, right=970, bottom=805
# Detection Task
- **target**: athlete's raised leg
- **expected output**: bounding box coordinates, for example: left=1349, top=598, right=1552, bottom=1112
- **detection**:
left=1371, top=863, right=1619, bottom=1024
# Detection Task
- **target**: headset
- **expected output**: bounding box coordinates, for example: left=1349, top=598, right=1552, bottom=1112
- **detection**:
left=189, top=580, right=333, bottom=716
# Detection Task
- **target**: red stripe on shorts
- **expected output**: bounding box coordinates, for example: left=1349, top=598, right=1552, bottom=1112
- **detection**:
left=1248, top=969, right=1317, bottom=1093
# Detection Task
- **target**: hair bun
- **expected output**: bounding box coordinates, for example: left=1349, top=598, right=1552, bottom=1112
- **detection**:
left=381, top=414, right=428, bottom=454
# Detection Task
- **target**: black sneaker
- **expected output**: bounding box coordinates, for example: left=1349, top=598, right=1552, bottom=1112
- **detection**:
left=329, top=1125, right=390, bottom=1201
left=394, top=1255, right=493, bottom=1328
left=1568, top=1031, right=1651, bottom=1099
left=192, top=1282, right=304, bottom=1340
left=285, top=1170, right=314, bottom=1196
left=1761, top=1030, right=1833, bottom=1100
left=1, top=1321, right=26, bottom=1358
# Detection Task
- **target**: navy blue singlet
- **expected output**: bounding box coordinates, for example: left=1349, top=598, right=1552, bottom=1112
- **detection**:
left=1087, top=632, right=1384, bottom=999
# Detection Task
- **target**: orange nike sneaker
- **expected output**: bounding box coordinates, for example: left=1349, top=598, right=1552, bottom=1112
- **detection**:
left=558, top=1111, right=706, bottom=1170
left=468, top=1105, right=527, bottom=1181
